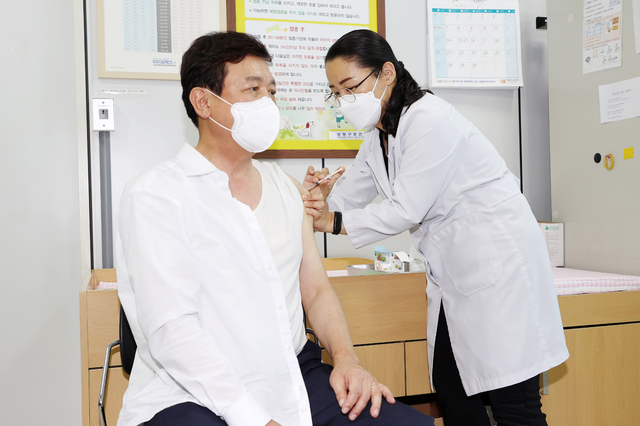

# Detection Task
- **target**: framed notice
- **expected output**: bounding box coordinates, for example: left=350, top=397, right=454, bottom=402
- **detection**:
left=98, top=0, right=225, bottom=80
left=229, top=0, right=385, bottom=158
left=427, top=0, right=523, bottom=89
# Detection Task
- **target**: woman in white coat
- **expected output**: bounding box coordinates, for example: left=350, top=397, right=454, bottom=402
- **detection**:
left=303, top=29, right=569, bottom=426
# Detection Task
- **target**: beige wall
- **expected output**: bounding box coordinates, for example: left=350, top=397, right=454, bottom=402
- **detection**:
left=548, top=0, right=640, bottom=275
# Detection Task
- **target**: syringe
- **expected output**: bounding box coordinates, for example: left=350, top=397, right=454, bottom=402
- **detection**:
left=305, top=168, right=342, bottom=191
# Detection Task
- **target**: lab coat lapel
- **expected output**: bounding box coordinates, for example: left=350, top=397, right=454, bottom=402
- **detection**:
left=364, top=130, right=393, bottom=199
left=387, top=134, right=397, bottom=182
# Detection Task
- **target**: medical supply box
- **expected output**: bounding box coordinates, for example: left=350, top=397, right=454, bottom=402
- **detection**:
left=374, top=246, right=412, bottom=272
left=539, top=222, right=564, bottom=267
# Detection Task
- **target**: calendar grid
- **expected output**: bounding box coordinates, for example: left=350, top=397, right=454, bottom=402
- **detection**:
left=428, top=6, right=523, bottom=88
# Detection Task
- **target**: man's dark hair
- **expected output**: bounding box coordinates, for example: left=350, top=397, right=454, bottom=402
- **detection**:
left=181, top=31, right=272, bottom=127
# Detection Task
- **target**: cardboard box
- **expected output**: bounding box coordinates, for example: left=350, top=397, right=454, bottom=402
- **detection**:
left=374, top=246, right=411, bottom=272
left=539, top=222, right=564, bottom=267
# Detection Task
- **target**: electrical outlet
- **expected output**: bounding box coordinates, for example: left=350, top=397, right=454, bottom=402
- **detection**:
left=92, top=98, right=115, bottom=131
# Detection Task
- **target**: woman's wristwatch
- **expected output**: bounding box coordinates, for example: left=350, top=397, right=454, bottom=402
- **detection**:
left=332, top=211, right=342, bottom=235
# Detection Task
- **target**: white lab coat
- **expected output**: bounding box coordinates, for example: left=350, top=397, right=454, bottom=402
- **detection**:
left=327, top=94, right=569, bottom=396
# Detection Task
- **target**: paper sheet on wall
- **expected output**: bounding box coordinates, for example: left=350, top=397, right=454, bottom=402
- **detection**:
left=598, top=76, right=640, bottom=123
left=583, top=0, right=623, bottom=74
left=633, top=0, right=640, bottom=53
left=99, top=0, right=222, bottom=79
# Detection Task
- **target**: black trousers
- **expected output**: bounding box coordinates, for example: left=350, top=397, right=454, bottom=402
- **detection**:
left=432, top=304, right=548, bottom=426
left=146, top=340, right=434, bottom=426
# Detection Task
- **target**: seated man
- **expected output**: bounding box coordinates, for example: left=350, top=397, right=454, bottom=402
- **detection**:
left=115, top=31, right=435, bottom=426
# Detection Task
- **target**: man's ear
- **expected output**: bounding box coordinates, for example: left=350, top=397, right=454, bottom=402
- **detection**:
left=190, top=87, right=211, bottom=120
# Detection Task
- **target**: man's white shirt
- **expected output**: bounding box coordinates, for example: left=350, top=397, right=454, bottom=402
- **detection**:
left=116, top=143, right=312, bottom=426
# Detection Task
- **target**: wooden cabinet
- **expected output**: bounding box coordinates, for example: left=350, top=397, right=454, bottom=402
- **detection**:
left=323, top=343, right=407, bottom=396
left=80, top=269, right=123, bottom=426
left=541, top=291, right=640, bottom=425
left=326, top=272, right=428, bottom=345
left=322, top=339, right=433, bottom=398
left=88, top=367, right=129, bottom=426
left=405, top=340, right=431, bottom=396
left=80, top=266, right=640, bottom=426
left=320, top=270, right=432, bottom=397
left=79, top=267, right=431, bottom=425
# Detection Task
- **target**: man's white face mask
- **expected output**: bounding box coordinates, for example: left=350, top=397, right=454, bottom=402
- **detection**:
left=205, top=88, right=280, bottom=153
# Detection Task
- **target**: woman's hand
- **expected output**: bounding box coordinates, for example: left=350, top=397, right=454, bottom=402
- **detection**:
left=303, top=166, right=344, bottom=198
left=303, top=195, right=333, bottom=233
left=303, top=166, right=344, bottom=233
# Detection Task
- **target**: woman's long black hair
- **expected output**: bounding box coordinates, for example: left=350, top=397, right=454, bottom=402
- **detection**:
left=325, top=29, right=431, bottom=138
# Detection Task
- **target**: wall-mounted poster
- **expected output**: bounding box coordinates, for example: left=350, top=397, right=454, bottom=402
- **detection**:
left=230, top=0, right=385, bottom=158
left=583, top=0, right=623, bottom=74
left=98, top=0, right=225, bottom=80
left=427, top=0, right=523, bottom=89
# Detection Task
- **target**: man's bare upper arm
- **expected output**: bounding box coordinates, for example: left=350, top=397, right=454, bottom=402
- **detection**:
left=286, top=174, right=330, bottom=302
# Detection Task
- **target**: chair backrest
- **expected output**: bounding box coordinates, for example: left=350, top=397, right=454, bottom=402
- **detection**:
left=119, top=306, right=137, bottom=376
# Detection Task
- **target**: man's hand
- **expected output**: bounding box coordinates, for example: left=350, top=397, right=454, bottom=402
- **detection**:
left=329, top=361, right=395, bottom=421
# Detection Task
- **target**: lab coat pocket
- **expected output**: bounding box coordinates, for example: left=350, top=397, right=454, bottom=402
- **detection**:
left=432, top=211, right=503, bottom=296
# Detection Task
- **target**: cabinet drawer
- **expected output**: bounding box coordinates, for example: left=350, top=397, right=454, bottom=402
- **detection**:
left=542, top=323, right=640, bottom=425
left=85, top=290, right=121, bottom=368
left=89, top=367, right=129, bottom=426
left=328, top=273, right=427, bottom=345
left=405, top=340, right=432, bottom=395
left=323, top=343, right=406, bottom=397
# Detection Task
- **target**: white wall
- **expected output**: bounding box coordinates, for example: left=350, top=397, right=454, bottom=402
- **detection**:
left=0, top=1, right=552, bottom=424
left=86, top=1, right=200, bottom=268
left=387, top=2, right=522, bottom=177
left=0, top=1, right=86, bottom=424
left=386, top=0, right=552, bottom=220
left=322, top=0, right=553, bottom=257
left=88, top=0, right=553, bottom=264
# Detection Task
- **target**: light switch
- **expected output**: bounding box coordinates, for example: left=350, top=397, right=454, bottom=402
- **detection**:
left=92, top=98, right=115, bottom=131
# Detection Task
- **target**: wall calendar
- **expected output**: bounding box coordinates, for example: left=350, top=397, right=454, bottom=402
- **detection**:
left=427, top=0, right=523, bottom=89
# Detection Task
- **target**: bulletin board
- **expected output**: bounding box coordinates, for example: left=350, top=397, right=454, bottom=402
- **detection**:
left=228, top=0, right=386, bottom=158
left=97, top=0, right=226, bottom=80
left=426, top=0, right=523, bottom=89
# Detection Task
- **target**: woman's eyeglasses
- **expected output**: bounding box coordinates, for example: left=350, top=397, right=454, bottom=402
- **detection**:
left=324, top=69, right=379, bottom=107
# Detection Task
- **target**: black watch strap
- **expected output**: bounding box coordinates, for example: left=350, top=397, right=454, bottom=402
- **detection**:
left=332, top=211, right=342, bottom=235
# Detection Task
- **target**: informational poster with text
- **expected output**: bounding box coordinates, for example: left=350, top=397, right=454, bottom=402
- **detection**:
left=99, top=0, right=222, bottom=79
left=583, top=0, right=623, bottom=74
left=236, top=0, right=379, bottom=153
